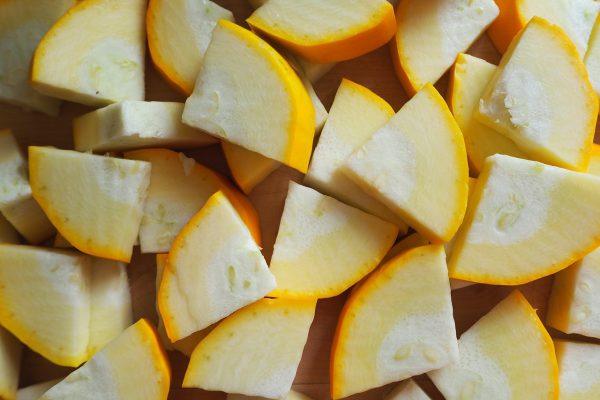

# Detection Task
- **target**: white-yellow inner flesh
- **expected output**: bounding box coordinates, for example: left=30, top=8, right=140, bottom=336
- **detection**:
left=396, top=0, right=499, bottom=88
left=163, top=194, right=274, bottom=340
left=0, top=245, right=91, bottom=365
left=151, top=0, right=233, bottom=90
left=249, top=0, right=390, bottom=44
left=429, top=292, right=556, bottom=399
left=0, top=0, right=74, bottom=115
left=519, top=0, right=599, bottom=55
left=333, top=246, right=458, bottom=398
left=184, top=299, right=316, bottom=399
left=74, top=101, right=216, bottom=152
left=555, top=340, right=600, bottom=399
left=304, top=80, right=405, bottom=227
left=182, top=23, right=292, bottom=162
left=269, top=182, right=398, bottom=297
left=88, top=259, right=132, bottom=356
left=33, top=0, right=146, bottom=106
left=40, top=321, right=168, bottom=400
left=477, top=19, right=595, bottom=169
left=30, top=147, right=150, bottom=261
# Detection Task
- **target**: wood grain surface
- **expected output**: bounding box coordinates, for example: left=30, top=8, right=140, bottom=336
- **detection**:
left=4, top=1, right=600, bottom=399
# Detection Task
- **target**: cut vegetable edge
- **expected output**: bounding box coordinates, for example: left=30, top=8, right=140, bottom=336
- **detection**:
left=157, top=191, right=261, bottom=341
left=246, top=1, right=396, bottom=63
left=146, top=0, right=192, bottom=96
left=448, top=156, right=600, bottom=285
left=28, top=147, right=148, bottom=262
left=477, top=16, right=597, bottom=172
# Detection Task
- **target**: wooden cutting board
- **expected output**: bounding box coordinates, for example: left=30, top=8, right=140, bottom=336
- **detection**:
left=4, top=1, right=599, bottom=399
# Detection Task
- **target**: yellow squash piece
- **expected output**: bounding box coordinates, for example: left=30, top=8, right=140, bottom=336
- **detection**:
left=184, top=298, right=316, bottom=399
left=477, top=17, right=598, bottom=171
left=585, top=15, right=600, bottom=100
left=156, top=254, right=214, bottom=357
left=344, top=84, right=469, bottom=243
left=0, top=131, right=32, bottom=211
left=385, top=379, right=430, bottom=400
left=221, top=145, right=280, bottom=195
left=29, top=147, right=151, bottom=262
left=147, top=0, right=234, bottom=94
left=0, top=245, right=90, bottom=367
left=0, top=327, right=21, bottom=400
left=546, top=247, right=600, bottom=338
left=331, top=245, right=458, bottom=399
left=125, top=148, right=260, bottom=252
left=449, top=53, right=524, bottom=174
left=31, top=0, right=146, bottom=106
left=488, top=0, right=599, bottom=54
left=40, top=319, right=170, bottom=400
left=588, top=144, right=600, bottom=175
left=17, top=380, right=60, bottom=400
left=449, top=154, right=600, bottom=284
left=391, top=0, right=499, bottom=95
left=182, top=20, right=315, bottom=173
left=159, top=192, right=275, bottom=342
left=0, top=131, right=55, bottom=244
left=245, top=0, right=336, bottom=83
left=88, top=258, right=132, bottom=356
left=74, top=101, right=217, bottom=152
left=155, top=254, right=210, bottom=356
left=223, top=72, right=328, bottom=194
left=0, top=214, right=19, bottom=244
left=0, top=198, right=55, bottom=245
left=429, top=291, right=557, bottom=399
left=270, top=182, right=399, bottom=299
left=305, top=79, right=407, bottom=230
left=246, top=0, right=395, bottom=63
left=0, top=0, right=75, bottom=116
left=51, top=232, right=131, bottom=354
left=555, top=340, right=600, bottom=400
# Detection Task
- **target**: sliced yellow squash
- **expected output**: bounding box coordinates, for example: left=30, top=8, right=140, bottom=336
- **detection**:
left=158, top=192, right=274, bottom=342
left=449, top=154, right=600, bottom=284
left=29, top=147, right=151, bottom=262
left=184, top=298, right=316, bottom=399
left=40, top=319, right=170, bottom=400
left=488, top=0, right=599, bottom=54
left=429, top=291, right=558, bottom=399
left=247, top=0, right=395, bottom=63
left=31, top=0, right=146, bottom=106
left=344, top=84, right=469, bottom=243
left=555, top=340, right=600, bottom=400
left=331, top=245, right=458, bottom=399
left=0, top=245, right=90, bottom=367
left=546, top=247, right=600, bottom=338
left=147, top=0, right=234, bottom=94
left=182, top=20, right=315, bottom=173
left=0, top=0, right=75, bottom=115
left=305, top=79, right=407, bottom=230
left=269, top=182, right=398, bottom=299
left=477, top=17, right=598, bottom=171
left=125, top=148, right=260, bottom=252
left=449, top=53, right=525, bottom=174
left=73, top=101, right=217, bottom=152
left=391, top=0, right=499, bottom=94
left=0, top=130, right=54, bottom=244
